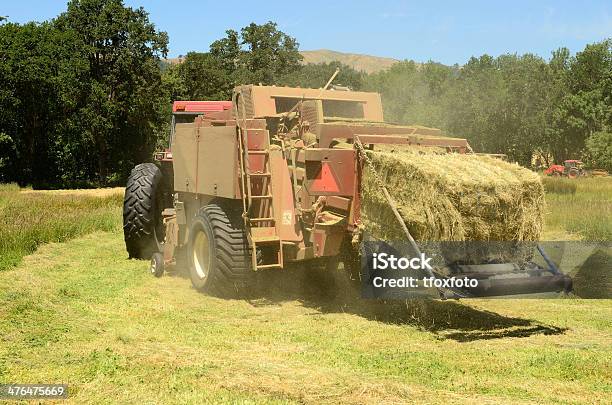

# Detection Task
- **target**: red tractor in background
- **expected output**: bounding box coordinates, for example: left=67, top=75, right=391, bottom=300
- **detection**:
left=544, top=160, right=586, bottom=178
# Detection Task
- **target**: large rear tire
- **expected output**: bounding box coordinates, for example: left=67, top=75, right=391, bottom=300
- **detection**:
left=123, top=163, right=165, bottom=259
left=188, top=202, right=253, bottom=296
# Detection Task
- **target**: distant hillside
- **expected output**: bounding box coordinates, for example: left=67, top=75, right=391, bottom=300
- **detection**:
left=163, top=49, right=400, bottom=74
left=164, top=57, right=185, bottom=65
left=300, top=49, right=399, bottom=73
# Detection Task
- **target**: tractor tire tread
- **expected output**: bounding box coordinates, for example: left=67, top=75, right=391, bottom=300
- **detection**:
left=197, top=203, right=252, bottom=296
left=123, top=163, right=163, bottom=259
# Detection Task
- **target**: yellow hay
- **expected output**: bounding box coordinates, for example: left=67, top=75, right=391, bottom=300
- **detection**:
left=360, top=146, right=544, bottom=245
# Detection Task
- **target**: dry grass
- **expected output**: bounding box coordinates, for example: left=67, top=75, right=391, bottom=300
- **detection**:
left=0, top=184, right=123, bottom=271
left=20, top=187, right=124, bottom=198
left=542, top=177, right=612, bottom=241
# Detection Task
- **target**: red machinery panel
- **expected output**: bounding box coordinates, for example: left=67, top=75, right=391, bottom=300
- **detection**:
left=304, top=148, right=355, bottom=196
left=173, top=101, right=233, bottom=113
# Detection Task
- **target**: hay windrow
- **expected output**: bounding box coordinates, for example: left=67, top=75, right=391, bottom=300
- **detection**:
left=359, top=146, right=544, bottom=263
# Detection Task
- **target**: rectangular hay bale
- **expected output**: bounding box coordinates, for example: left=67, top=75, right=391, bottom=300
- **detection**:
left=360, top=147, right=544, bottom=264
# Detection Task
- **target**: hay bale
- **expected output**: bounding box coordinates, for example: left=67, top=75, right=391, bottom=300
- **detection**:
left=360, top=146, right=544, bottom=263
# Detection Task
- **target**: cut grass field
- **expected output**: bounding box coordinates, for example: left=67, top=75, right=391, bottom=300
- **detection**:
left=542, top=177, right=612, bottom=241
left=0, top=180, right=610, bottom=403
left=1, top=232, right=610, bottom=403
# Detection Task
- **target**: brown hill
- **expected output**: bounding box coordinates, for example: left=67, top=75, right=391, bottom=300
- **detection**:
left=299, top=49, right=399, bottom=73
left=163, top=49, right=400, bottom=74
left=164, top=57, right=185, bottom=65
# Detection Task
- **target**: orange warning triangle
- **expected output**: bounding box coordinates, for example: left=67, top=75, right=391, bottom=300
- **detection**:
left=310, top=162, right=340, bottom=192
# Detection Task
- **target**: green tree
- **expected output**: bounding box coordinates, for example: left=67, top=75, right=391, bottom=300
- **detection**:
left=238, top=22, right=302, bottom=84
left=209, top=22, right=302, bottom=87
left=585, top=131, right=612, bottom=171
left=0, top=132, right=16, bottom=182
left=364, top=60, right=420, bottom=123
left=169, top=22, right=303, bottom=102
left=0, top=21, right=85, bottom=186
left=279, top=61, right=365, bottom=90
left=361, top=42, right=610, bottom=166
left=547, top=40, right=611, bottom=162
left=54, top=0, right=168, bottom=185
left=495, top=53, right=553, bottom=164
left=362, top=60, right=456, bottom=128
left=172, top=52, right=234, bottom=100
left=443, top=55, right=506, bottom=153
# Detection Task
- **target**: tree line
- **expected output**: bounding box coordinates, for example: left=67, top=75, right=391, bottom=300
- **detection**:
left=0, top=0, right=610, bottom=188
left=364, top=48, right=611, bottom=168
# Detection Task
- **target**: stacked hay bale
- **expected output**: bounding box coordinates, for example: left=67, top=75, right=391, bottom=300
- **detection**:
left=360, top=145, right=544, bottom=264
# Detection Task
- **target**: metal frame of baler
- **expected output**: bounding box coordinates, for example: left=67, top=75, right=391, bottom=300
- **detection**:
left=155, top=81, right=572, bottom=298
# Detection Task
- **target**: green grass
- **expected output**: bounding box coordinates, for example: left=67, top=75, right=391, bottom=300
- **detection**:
left=542, top=176, right=577, bottom=194
left=542, top=177, right=612, bottom=240
left=0, top=184, right=122, bottom=271
left=0, top=231, right=610, bottom=403
left=0, top=182, right=610, bottom=403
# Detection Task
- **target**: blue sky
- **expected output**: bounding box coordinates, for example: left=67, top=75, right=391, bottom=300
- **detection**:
left=3, top=1, right=611, bottom=65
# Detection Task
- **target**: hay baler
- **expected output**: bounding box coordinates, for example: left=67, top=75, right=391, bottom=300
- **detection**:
left=123, top=84, right=571, bottom=298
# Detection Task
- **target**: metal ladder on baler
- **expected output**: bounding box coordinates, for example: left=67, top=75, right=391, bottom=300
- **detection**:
left=236, top=113, right=283, bottom=271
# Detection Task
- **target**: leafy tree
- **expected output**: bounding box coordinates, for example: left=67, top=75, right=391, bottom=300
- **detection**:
left=364, top=60, right=420, bottom=123
left=546, top=40, right=611, bottom=162
left=54, top=0, right=168, bottom=185
left=209, top=22, right=302, bottom=87
left=494, top=53, right=553, bottom=164
left=171, top=52, right=234, bottom=100
left=0, top=21, right=85, bottom=186
left=209, top=29, right=241, bottom=76
left=366, top=43, right=610, bottom=166
left=0, top=132, right=16, bottom=182
left=586, top=131, right=612, bottom=171
left=279, top=61, right=365, bottom=90
left=238, top=22, right=302, bottom=84
left=442, top=55, right=506, bottom=154
left=169, top=22, right=303, bottom=102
